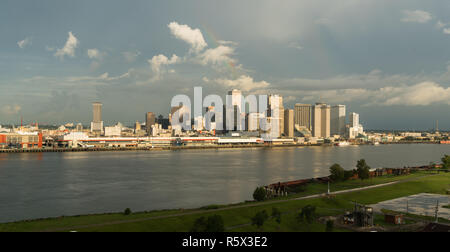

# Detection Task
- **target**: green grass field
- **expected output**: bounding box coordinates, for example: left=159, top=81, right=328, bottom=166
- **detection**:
left=0, top=171, right=448, bottom=232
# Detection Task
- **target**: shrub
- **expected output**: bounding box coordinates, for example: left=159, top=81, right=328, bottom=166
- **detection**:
left=251, top=210, right=269, bottom=229
left=325, top=220, right=334, bottom=232
left=190, top=217, right=208, bottom=232
left=272, top=207, right=282, bottom=225
left=206, top=215, right=225, bottom=232
left=442, top=155, right=450, bottom=170
left=253, top=187, right=266, bottom=202
left=190, top=215, right=225, bottom=232
left=329, top=164, right=345, bottom=181
left=297, top=205, right=316, bottom=224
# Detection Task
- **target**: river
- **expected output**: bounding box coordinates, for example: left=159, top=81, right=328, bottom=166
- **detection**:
left=0, top=144, right=449, bottom=223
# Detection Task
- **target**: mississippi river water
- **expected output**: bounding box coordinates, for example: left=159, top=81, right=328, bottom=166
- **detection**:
left=0, top=144, right=449, bottom=223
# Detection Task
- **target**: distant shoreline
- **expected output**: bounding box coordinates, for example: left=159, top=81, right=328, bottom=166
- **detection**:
left=0, top=141, right=445, bottom=154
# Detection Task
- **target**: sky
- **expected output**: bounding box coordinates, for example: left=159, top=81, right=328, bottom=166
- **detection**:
left=0, top=0, right=449, bottom=130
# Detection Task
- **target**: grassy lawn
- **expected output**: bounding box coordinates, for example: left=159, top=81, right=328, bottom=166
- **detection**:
left=0, top=171, right=448, bottom=232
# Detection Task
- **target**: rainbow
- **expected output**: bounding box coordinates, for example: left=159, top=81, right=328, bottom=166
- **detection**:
left=202, top=24, right=239, bottom=78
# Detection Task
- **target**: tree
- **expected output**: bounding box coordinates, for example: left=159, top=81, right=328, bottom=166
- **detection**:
left=124, top=208, right=132, bottom=215
left=253, top=187, right=267, bottom=202
left=190, top=215, right=225, bottom=232
left=297, top=205, right=316, bottom=224
left=442, top=155, right=450, bottom=170
left=356, top=159, right=370, bottom=180
left=190, top=217, right=208, bottom=232
left=344, top=170, right=356, bottom=180
left=329, top=164, right=345, bottom=181
left=271, top=207, right=282, bottom=226
left=251, top=210, right=269, bottom=230
left=205, top=215, right=225, bottom=232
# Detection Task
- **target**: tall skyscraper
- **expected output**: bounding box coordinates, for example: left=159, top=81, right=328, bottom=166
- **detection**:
left=146, top=112, right=156, bottom=135
left=205, top=106, right=216, bottom=131
left=312, top=103, right=330, bottom=138
left=284, top=109, right=294, bottom=138
left=226, top=89, right=245, bottom=131
left=267, top=95, right=284, bottom=137
left=349, top=112, right=359, bottom=128
left=348, top=112, right=364, bottom=139
left=135, top=121, right=142, bottom=131
left=90, top=102, right=104, bottom=133
left=331, top=105, right=346, bottom=136
left=294, top=104, right=312, bottom=130
left=169, top=105, right=190, bottom=132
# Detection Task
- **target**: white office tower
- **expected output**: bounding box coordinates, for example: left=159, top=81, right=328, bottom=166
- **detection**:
left=331, top=105, right=346, bottom=137
left=267, top=95, right=284, bottom=138
left=90, top=102, right=104, bottom=134
left=170, top=105, right=191, bottom=133
left=194, top=115, right=204, bottom=131
left=105, top=124, right=122, bottom=137
left=348, top=112, right=364, bottom=139
left=246, top=112, right=264, bottom=132
left=312, top=103, right=331, bottom=138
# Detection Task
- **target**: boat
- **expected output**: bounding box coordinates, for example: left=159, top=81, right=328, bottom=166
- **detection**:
left=335, top=141, right=350, bottom=146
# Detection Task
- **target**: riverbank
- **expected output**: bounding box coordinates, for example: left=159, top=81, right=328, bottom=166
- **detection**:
left=0, top=141, right=445, bottom=154
left=1, top=170, right=448, bottom=232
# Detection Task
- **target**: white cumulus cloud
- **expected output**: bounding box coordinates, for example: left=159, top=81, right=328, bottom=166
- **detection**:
left=149, top=54, right=180, bottom=81
left=401, top=10, right=432, bottom=23
left=17, top=37, right=32, bottom=49
left=54, top=32, right=79, bottom=59
left=215, top=75, right=270, bottom=92
left=168, top=22, right=207, bottom=53
left=200, top=45, right=235, bottom=65
left=379, top=82, right=450, bottom=106
left=87, top=49, right=104, bottom=60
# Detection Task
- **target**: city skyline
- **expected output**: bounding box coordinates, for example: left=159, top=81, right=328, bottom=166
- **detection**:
left=1, top=1, right=450, bottom=130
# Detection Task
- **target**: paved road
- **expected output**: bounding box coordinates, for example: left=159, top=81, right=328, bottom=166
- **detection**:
left=41, top=174, right=436, bottom=232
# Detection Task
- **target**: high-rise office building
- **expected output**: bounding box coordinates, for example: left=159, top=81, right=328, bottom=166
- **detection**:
left=205, top=106, right=217, bottom=131
left=312, top=103, right=330, bottom=138
left=90, top=102, right=104, bottom=133
left=349, top=112, right=359, bottom=128
left=135, top=121, right=141, bottom=131
left=331, top=105, right=346, bottom=136
left=169, top=106, right=190, bottom=132
left=226, top=89, right=245, bottom=131
left=267, top=95, right=284, bottom=137
left=348, top=112, right=364, bottom=139
left=294, top=104, right=312, bottom=130
left=146, top=112, right=156, bottom=135
left=284, top=109, right=294, bottom=138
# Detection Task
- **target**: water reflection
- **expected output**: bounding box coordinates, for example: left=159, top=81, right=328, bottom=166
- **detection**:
left=0, top=144, right=449, bottom=222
